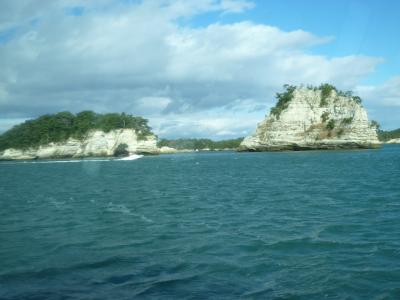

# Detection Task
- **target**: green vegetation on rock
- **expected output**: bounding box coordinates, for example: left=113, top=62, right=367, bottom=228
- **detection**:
left=270, top=84, right=363, bottom=119
left=157, top=138, right=244, bottom=150
left=313, top=83, right=361, bottom=105
left=0, top=111, right=152, bottom=151
left=341, top=117, right=354, bottom=125
left=326, top=119, right=336, bottom=130
left=352, top=96, right=362, bottom=104
left=270, top=84, right=296, bottom=118
left=319, top=83, right=336, bottom=106
left=369, top=120, right=380, bottom=130
left=321, top=112, right=330, bottom=123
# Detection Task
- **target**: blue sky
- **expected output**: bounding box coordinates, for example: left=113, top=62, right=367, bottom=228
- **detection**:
left=0, top=0, right=399, bottom=138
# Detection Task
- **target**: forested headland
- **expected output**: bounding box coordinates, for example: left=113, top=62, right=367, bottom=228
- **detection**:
left=0, top=111, right=152, bottom=151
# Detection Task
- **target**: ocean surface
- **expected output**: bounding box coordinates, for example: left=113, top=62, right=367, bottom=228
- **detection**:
left=1, top=146, right=400, bottom=299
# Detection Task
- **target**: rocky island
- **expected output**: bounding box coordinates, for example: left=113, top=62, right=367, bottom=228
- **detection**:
left=239, top=84, right=380, bottom=151
left=0, top=111, right=159, bottom=160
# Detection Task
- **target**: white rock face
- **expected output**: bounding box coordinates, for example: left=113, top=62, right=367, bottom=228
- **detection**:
left=159, top=146, right=178, bottom=154
left=239, top=88, right=380, bottom=151
left=386, top=138, right=400, bottom=144
left=0, top=129, right=159, bottom=160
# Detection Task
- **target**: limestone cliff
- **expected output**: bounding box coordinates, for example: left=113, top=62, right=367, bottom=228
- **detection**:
left=0, top=129, right=159, bottom=160
left=239, top=85, right=380, bottom=151
left=387, top=138, right=400, bottom=144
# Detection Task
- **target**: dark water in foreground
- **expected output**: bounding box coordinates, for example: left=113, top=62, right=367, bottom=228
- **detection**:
left=1, top=146, right=400, bottom=299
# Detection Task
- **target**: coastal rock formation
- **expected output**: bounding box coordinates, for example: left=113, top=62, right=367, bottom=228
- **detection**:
left=387, top=138, right=400, bottom=144
left=159, top=146, right=179, bottom=154
left=0, top=129, right=159, bottom=160
left=239, top=85, right=380, bottom=151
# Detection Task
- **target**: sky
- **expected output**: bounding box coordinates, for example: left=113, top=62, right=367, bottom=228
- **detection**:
left=0, top=0, right=399, bottom=139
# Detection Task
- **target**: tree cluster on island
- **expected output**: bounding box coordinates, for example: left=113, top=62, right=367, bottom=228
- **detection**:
left=378, top=128, right=400, bottom=141
left=157, top=138, right=244, bottom=150
left=0, top=111, right=152, bottom=151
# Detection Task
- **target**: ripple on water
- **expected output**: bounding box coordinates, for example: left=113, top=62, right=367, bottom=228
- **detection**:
left=1, top=146, right=400, bottom=299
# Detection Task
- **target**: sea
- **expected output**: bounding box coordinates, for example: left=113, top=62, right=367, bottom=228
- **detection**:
left=1, top=145, right=399, bottom=299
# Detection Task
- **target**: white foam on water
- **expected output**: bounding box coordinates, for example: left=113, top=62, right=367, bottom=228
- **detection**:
left=106, top=202, right=131, bottom=214
left=139, top=215, right=154, bottom=223
left=48, top=196, right=68, bottom=209
left=117, top=154, right=143, bottom=161
left=1, top=158, right=114, bottom=164
left=38, top=160, right=82, bottom=163
left=1, top=160, right=80, bottom=164
left=106, top=202, right=153, bottom=223
left=2, top=154, right=146, bottom=164
left=82, top=159, right=113, bottom=162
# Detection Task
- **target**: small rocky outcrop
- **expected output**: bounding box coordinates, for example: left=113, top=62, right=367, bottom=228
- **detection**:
left=159, top=146, right=179, bottom=154
left=239, top=85, right=380, bottom=151
left=386, top=138, right=400, bottom=144
left=0, top=129, right=159, bottom=160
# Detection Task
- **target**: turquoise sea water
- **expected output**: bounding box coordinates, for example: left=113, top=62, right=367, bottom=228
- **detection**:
left=1, top=146, right=400, bottom=299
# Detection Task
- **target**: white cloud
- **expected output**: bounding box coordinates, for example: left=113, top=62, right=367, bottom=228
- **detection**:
left=357, top=76, right=400, bottom=107
left=160, top=0, right=255, bottom=18
left=0, top=0, right=390, bottom=138
left=354, top=76, right=400, bottom=130
left=136, top=96, right=172, bottom=114
left=150, top=108, right=262, bottom=139
left=220, top=0, right=255, bottom=14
